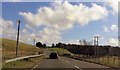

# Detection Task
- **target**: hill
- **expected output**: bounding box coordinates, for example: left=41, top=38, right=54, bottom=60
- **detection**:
left=1, top=38, right=43, bottom=61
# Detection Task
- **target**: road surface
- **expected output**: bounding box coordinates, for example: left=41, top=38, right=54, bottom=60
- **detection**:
left=31, top=49, right=110, bottom=70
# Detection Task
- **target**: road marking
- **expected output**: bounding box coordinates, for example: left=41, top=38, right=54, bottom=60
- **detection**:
left=60, top=58, right=64, bottom=61
left=74, top=65, right=80, bottom=69
left=31, top=62, right=41, bottom=70
left=65, top=61, right=70, bottom=64
left=60, top=58, right=70, bottom=64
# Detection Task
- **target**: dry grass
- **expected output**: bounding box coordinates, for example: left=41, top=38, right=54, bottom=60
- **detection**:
left=85, top=56, right=120, bottom=68
left=1, top=38, right=43, bottom=61
left=2, top=56, right=44, bottom=68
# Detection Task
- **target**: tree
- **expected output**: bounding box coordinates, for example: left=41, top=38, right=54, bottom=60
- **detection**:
left=36, top=42, right=43, bottom=48
left=43, top=44, right=46, bottom=48
left=52, top=43, right=55, bottom=48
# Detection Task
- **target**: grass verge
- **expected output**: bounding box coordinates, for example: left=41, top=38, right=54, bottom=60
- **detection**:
left=84, top=56, right=120, bottom=68
left=69, top=55, right=120, bottom=68
left=2, top=56, right=44, bottom=69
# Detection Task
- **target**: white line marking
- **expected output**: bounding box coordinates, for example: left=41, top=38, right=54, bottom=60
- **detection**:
left=60, top=59, right=64, bottom=61
left=31, top=62, right=41, bottom=70
left=65, top=61, right=70, bottom=64
left=74, top=65, right=80, bottom=69
left=60, top=59, right=70, bottom=64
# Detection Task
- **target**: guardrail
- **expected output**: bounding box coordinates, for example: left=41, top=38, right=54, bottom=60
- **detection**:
left=5, top=54, right=44, bottom=63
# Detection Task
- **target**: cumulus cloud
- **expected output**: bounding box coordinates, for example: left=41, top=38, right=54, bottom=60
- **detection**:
left=2, top=1, right=111, bottom=45
left=65, top=40, right=80, bottom=45
left=18, top=1, right=109, bottom=45
left=19, top=1, right=108, bottom=29
left=105, top=0, right=120, bottom=13
left=107, top=38, right=118, bottom=46
left=110, top=24, right=118, bottom=32
left=103, top=26, right=109, bottom=32
left=103, top=24, right=118, bottom=32
left=107, top=2, right=118, bottom=13
left=0, top=18, right=62, bottom=45
left=37, top=27, right=62, bottom=44
left=0, top=18, right=16, bottom=39
left=19, top=26, right=62, bottom=45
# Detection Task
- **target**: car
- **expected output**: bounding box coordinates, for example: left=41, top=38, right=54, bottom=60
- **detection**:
left=49, top=52, right=59, bottom=59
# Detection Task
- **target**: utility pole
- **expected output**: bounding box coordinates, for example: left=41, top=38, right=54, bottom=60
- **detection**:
left=118, top=37, right=120, bottom=66
left=79, top=40, right=82, bottom=45
left=83, top=39, right=87, bottom=45
left=93, top=36, right=99, bottom=60
left=33, top=38, right=35, bottom=46
left=94, top=36, right=99, bottom=46
left=16, top=20, right=21, bottom=58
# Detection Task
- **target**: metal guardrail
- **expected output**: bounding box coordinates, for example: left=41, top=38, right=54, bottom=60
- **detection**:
left=5, top=54, right=44, bottom=63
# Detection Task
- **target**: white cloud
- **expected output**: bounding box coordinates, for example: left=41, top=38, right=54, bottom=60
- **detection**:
left=0, top=18, right=17, bottom=39
left=103, top=24, right=118, bottom=32
left=103, top=26, right=109, bottom=32
left=105, top=0, right=120, bottom=14
left=0, top=18, right=62, bottom=45
left=110, top=24, right=118, bottom=32
left=19, top=27, right=62, bottom=45
left=22, top=29, right=28, bottom=34
left=64, top=40, right=80, bottom=45
left=2, top=2, right=110, bottom=45
left=18, top=1, right=109, bottom=45
left=108, top=2, right=118, bottom=13
left=19, top=1, right=108, bottom=29
left=107, top=38, right=118, bottom=46
left=37, top=27, right=62, bottom=44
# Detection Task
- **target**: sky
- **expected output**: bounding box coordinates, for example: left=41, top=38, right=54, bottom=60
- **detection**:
left=1, top=0, right=119, bottom=46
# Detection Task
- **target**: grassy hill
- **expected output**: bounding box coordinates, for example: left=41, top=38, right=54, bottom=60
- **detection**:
left=1, top=38, right=43, bottom=61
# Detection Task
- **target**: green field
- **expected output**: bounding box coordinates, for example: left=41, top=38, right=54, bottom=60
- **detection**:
left=1, top=38, right=43, bottom=61
left=48, top=48, right=73, bottom=56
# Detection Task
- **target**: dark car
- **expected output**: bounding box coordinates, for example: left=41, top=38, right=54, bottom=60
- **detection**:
left=49, top=52, right=58, bottom=59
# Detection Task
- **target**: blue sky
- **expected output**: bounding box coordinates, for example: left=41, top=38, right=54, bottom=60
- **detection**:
left=1, top=1, right=119, bottom=46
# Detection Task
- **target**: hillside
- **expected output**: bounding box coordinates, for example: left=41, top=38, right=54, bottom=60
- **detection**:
left=1, top=38, right=43, bottom=61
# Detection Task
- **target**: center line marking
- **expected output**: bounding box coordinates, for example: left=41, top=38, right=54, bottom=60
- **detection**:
left=65, top=61, right=70, bottom=64
left=74, top=65, right=80, bottom=69
left=31, top=64, right=39, bottom=70
left=31, top=60, right=44, bottom=70
left=60, top=59, right=64, bottom=61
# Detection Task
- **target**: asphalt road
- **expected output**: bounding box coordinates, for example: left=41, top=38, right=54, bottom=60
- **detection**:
left=31, top=49, right=110, bottom=70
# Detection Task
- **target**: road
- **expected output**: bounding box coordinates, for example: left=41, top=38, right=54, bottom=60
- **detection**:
left=31, top=49, right=110, bottom=70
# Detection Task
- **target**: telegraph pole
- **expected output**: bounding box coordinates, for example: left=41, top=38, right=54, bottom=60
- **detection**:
left=79, top=40, right=82, bottom=45
left=33, top=38, right=35, bottom=46
left=94, top=36, right=99, bottom=46
left=16, top=20, right=21, bottom=58
left=118, top=37, right=120, bottom=66
left=94, top=36, right=99, bottom=60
